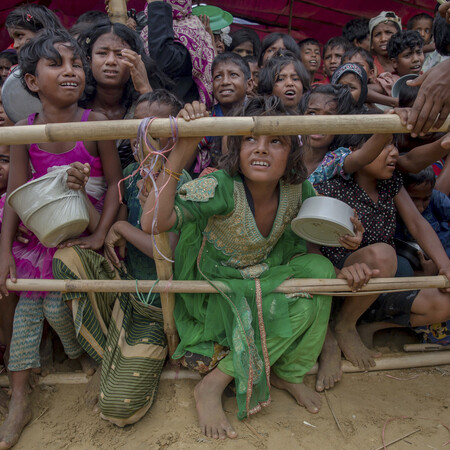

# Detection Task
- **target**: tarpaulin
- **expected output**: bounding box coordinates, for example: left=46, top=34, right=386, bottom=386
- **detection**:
left=0, top=1, right=436, bottom=51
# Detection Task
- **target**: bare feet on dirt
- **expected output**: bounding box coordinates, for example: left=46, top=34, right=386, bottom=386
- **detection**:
left=316, top=329, right=342, bottom=392
left=334, top=325, right=381, bottom=370
left=84, top=365, right=101, bottom=411
left=194, top=370, right=236, bottom=440
left=79, top=354, right=98, bottom=376
left=0, top=394, right=32, bottom=449
left=272, top=373, right=321, bottom=413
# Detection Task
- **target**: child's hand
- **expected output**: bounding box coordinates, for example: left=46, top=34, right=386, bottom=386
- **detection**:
left=104, top=222, right=127, bottom=271
left=387, top=107, right=411, bottom=129
left=67, top=163, right=90, bottom=191
left=120, top=49, right=152, bottom=94
left=58, top=233, right=105, bottom=251
left=339, top=213, right=364, bottom=250
left=337, top=263, right=379, bottom=292
left=15, top=224, right=32, bottom=244
left=178, top=101, right=209, bottom=121
left=438, top=265, right=450, bottom=293
left=0, top=252, right=16, bottom=298
left=418, top=251, right=438, bottom=276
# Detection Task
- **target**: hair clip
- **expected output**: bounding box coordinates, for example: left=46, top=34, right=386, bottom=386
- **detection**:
left=26, top=13, right=33, bottom=22
left=85, top=37, right=91, bottom=44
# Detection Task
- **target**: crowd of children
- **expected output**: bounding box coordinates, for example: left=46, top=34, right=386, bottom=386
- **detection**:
left=0, top=0, right=448, bottom=446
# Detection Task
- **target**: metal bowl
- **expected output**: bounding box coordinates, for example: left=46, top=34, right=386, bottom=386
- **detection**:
left=291, top=196, right=355, bottom=247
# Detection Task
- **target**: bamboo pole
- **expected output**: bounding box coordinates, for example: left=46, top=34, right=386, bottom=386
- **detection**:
left=1, top=351, right=448, bottom=387
left=403, top=343, right=450, bottom=352
left=3, top=276, right=449, bottom=295
left=0, top=115, right=448, bottom=145
left=106, top=0, right=128, bottom=24
left=137, top=133, right=180, bottom=357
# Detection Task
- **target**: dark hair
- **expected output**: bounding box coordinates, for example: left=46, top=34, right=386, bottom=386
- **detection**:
left=258, top=54, right=310, bottom=97
left=297, top=38, right=320, bottom=50
left=212, top=52, right=251, bottom=80
left=398, top=83, right=420, bottom=107
left=433, top=12, right=450, bottom=56
left=403, top=166, right=436, bottom=189
left=243, top=55, right=258, bottom=66
left=342, top=18, right=370, bottom=45
left=19, top=29, right=86, bottom=98
left=259, top=33, right=301, bottom=66
left=0, top=51, right=18, bottom=66
left=219, top=96, right=306, bottom=184
left=406, top=13, right=433, bottom=30
left=387, top=30, right=424, bottom=59
left=78, top=22, right=170, bottom=110
left=75, top=10, right=109, bottom=25
left=323, top=36, right=352, bottom=58
left=136, top=89, right=184, bottom=116
left=342, top=47, right=374, bottom=71
left=331, top=62, right=368, bottom=108
left=6, top=4, right=63, bottom=33
left=228, top=28, right=262, bottom=60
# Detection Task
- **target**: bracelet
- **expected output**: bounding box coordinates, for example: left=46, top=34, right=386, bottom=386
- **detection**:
left=163, top=167, right=181, bottom=181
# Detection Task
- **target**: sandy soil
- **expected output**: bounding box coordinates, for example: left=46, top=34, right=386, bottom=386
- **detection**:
left=3, top=332, right=450, bottom=450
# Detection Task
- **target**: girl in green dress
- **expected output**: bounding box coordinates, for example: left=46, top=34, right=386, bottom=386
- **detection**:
left=142, top=96, right=371, bottom=440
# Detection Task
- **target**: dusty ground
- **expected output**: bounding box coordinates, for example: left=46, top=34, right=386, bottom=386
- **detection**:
left=4, top=331, right=450, bottom=450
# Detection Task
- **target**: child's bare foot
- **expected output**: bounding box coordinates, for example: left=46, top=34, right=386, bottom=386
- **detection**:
left=0, top=393, right=32, bottom=449
left=334, top=325, right=381, bottom=370
left=272, top=373, right=321, bottom=413
left=194, top=369, right=236, bottom=440
left=316, top=330, right=342, bottom=392
left=357, top=323, right=379, bottom=349
left=79, top=354, right=98, bottom=376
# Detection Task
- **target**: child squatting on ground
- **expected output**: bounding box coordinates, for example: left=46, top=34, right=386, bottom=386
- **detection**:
left=141, top=96, right=379, bottom=440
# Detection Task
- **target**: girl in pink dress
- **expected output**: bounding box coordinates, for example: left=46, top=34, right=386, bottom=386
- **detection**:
left=0, top=29, right=122, bottom=448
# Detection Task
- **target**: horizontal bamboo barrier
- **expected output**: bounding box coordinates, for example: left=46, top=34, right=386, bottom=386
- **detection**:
left=0, top=115, right=448, bottom=145
left=0, top=351, right=448, bottom=386
left=4, top=275, right=449, bottom=296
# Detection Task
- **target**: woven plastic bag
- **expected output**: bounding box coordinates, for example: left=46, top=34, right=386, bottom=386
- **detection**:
left=7, top=165, right=90, bottom=248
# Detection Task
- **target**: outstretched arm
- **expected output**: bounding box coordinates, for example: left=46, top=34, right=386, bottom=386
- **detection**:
left=141, top=102, right=209, bottom=234
left=343, top=134, right=392, bottom=175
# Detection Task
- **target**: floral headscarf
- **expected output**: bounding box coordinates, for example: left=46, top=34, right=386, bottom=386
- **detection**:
left=141, top=0, right=215, bottom=107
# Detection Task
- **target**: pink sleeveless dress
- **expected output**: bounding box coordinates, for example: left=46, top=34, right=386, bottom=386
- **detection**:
left=10, top=110, right=107, bottom=283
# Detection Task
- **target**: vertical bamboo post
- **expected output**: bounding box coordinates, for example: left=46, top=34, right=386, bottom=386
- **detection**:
left=107, top=0, right=128, bottom=24
left=138, top=135, right=180, bottom=358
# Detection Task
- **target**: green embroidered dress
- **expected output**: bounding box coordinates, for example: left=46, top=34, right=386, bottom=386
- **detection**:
left=171, top=170, right=334, bottom=419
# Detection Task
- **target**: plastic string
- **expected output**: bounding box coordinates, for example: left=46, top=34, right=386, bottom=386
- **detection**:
left=135, top=278, right=159, bottom=305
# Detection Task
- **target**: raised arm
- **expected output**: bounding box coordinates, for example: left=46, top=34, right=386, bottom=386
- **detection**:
left=343, top=134, right=393, bottom=175
left=397, top=132, right=450, bottom=174
left=141, top=102, right=208, bottom=234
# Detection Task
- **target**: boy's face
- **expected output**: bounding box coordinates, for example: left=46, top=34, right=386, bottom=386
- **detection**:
left=344, top=54, right=376, bottom=83
left=0, top=57, right=13, bottom=85
left=323, top=45, right=344, bottom=78
left=354, top=36, right=370, bottom=52
left=232, top=40, right=254, bottom=58
left=393, top=45, right=424, bottom=76
left=0, top=145, right=10, bottom=194
left=212, top=61, right=250, bottom=110
left=338, top=73, right=361, bottom=104
left=371, top=22, right=398, bottom=57
left=247, top=61, right=260, bottom=91
left=131, top=101, right=174, bottom=155
left=299, top=43, right=321, bottom=74
left=411, top=18, right=433, bottom=44
left=406, top=182, right=433, bottom=213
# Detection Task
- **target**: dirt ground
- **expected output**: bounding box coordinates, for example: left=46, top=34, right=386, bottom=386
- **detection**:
left=4, top=331, right=450, bottom=450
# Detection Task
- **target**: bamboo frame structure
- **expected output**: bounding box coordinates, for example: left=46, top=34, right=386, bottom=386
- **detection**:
left=136, top=133, right=180, bottom=357
left=107, top=0, right=128, bottom=24
left=0, top=115, right=448, bottom=145
left=1, top=351, right=448, bottom=387
left=3, top=275, right=449, bottom=296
